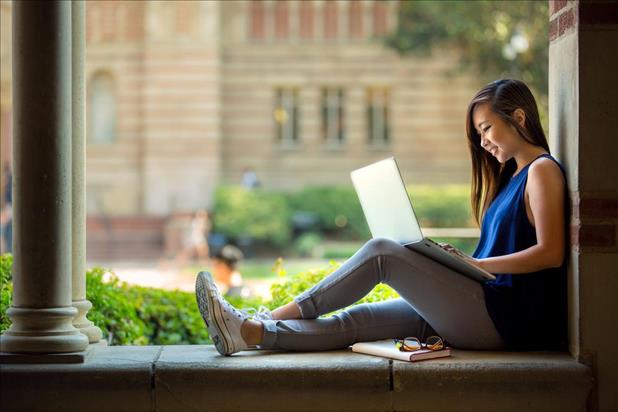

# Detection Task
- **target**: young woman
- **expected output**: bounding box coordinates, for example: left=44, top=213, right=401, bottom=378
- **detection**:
left=196, top=79, right=568, bottom=356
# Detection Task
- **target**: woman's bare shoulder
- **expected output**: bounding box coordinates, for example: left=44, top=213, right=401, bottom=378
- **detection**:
left=528, top=156, right=565, bottom=191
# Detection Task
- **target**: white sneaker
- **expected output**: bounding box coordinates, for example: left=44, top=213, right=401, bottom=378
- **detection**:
left=195, top=271, right=251, bottom=356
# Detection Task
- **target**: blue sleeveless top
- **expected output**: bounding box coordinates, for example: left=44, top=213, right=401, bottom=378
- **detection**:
left=473, top=154, right=568, bottom=350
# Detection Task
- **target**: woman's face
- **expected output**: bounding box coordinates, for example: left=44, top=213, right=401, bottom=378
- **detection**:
left=472, top=103, right=525, bottom=164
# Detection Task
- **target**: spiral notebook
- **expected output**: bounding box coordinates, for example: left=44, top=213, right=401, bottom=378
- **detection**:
left=351, top=339, right=451, bottom=362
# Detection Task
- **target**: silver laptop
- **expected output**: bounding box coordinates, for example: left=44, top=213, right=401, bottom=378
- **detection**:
left=350, top=157, right=495, bottom=282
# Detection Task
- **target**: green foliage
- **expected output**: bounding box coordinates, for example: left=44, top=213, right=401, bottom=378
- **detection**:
left=86, top=268, right=149, bottom=345
left=0, top=254, right=13, bottom=332
left=126, top=285, right=210, bottom=345
left=408, top=184, right=473, bottom=228
left=386, top=1, right=548, bottom=99
left=87, top=268, right=219, bottom=345
left=293, top=232, right=324, bottom=257
left=212, top=186, right=292, bottom=247
left=287, top=186, right=370, bottom=239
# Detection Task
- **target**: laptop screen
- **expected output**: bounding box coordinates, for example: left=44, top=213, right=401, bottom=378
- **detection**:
left=350, top=157, right=423, bottom=244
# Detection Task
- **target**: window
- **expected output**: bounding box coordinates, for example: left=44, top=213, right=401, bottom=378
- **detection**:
left=348, top=0, right=364, bottom=39
left=299, top=1, right=314, bottom=39
left=373, top=1, right=388, bottom=37
left=274, top=88, right=300, bottom=147
left=367, top=88, right=390, bottom=146
left=274, top=1, right=289, bottom=39
left=249, top=0, right=265, bottom=40
left=322, top=88, right=345, bottom=146
left=324, top=1, right=338, bottom=39
left=88, top=71, right=117, bottom=144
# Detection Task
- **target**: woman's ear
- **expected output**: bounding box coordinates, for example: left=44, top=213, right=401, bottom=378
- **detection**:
left=513, top=108, right=526, bottom=128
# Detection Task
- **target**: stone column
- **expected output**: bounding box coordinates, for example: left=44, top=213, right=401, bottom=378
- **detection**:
left=0, top=0, right=88, bottom=353
left=71, top=0, right=102, bottom=344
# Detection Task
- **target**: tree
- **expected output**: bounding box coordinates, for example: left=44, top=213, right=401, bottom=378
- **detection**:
left=386, top=1, right=549, bottom=101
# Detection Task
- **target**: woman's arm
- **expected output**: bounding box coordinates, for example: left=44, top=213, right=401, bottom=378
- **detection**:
left=473, top=158, right=566, bottom=274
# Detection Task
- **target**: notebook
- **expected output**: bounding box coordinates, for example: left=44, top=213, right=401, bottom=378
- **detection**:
left=351, top=339, right=451, bottom=362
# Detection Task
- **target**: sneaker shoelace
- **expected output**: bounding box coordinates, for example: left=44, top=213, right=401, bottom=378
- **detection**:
left=240, top=305, right=273, bottom=321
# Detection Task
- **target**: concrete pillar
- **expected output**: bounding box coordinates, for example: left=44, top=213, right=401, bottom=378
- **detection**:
left=71, top=0, right=102, bottom=344
left=0, top=1, right=88, bottom=353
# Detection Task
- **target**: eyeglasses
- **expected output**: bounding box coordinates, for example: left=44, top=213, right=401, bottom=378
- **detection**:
left=393, top=336, right=444, bottom=352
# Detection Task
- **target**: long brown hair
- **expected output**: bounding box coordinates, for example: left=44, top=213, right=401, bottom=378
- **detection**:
left=466, top=79, right=550, bottom=225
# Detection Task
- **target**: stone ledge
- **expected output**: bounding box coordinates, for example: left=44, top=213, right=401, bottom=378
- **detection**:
left=0, top=344, right=593, bottom=412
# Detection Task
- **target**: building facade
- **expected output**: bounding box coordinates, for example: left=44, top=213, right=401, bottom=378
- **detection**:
left=1, top=0, right=482, bottom=257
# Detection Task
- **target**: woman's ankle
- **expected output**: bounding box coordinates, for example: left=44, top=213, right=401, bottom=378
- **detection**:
left=271, top=301, right=302, bottom=320
left=240, top=319, right=263, bottom=346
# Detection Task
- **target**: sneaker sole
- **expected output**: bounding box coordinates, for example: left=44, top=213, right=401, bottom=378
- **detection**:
left=195, top=272, right=235, bottom=356
left=195, top=272, right=229, bottom=355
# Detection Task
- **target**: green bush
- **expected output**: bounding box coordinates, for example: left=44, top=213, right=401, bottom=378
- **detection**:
left=86, top=268, right=149, bottom=345
left=0, top=254, right=13, bottom=333
left=287, top=186, right=370, bottom=240
left=407, top=184, right=474, bottom=228
left=212, top=186, right=292, bottom=247
left=293, top=232, right=324, bottom=257
left=127, top=285, right=210, bottom=345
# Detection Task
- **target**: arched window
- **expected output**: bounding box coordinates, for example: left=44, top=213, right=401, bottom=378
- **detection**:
left=88, top=71, right=117, bottom=144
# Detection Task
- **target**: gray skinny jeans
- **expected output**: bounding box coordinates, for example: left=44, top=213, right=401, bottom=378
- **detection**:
left=260, top=238, right=504, bottom=351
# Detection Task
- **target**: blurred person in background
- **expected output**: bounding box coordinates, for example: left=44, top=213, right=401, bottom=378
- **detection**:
left=241, top=167, right=260, bottom=189
left=176, top=209, right=210, bottom=267
left=212, top=245, right=250, bottom=298
left=1, top=164, right=12, bottom=254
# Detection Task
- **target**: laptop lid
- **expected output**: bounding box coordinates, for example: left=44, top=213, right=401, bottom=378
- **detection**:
left=350, top=157, right=423, bottom=245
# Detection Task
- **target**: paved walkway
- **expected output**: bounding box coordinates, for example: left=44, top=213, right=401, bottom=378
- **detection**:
left=85, top=258, right=334, bottom=300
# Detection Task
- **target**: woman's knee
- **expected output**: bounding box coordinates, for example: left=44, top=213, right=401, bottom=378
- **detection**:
left=363, top=237, right=403, bottom=255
